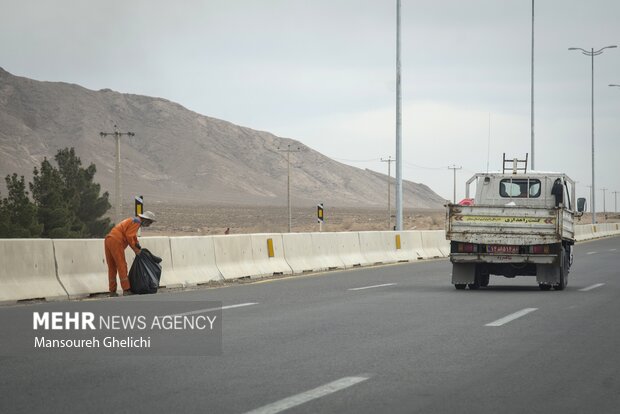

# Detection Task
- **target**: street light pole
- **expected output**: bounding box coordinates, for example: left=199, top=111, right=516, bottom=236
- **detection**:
left=531, top=0, right=535, bottom=169
left=100, top=125, right=135, bottom=224
left=568, top=45, right=617, bottom=224
left=611, top=86, right=620, bottom=215
left=395, top=0, right=403, bottom=230
left=602, top=188, right=608, bottom=217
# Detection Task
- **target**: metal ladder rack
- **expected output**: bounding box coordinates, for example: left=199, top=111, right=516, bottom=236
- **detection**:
left=503, top=153, right=528, bottom=174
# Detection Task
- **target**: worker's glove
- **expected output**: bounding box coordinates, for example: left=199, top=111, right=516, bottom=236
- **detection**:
left=136, top=243, right=142, bottom=250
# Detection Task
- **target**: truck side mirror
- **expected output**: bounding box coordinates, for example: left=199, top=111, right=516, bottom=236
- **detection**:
left=577, top=198, right=587, bottom=213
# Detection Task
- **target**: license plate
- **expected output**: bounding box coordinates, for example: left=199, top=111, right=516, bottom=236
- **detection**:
left=488, top=245, right=519, bottom=254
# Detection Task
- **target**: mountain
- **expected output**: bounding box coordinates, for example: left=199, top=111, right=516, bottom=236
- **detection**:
left=0, top=67, right=446, bottom=209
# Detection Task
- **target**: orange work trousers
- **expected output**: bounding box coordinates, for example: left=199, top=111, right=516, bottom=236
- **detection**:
left=104, top=237, right=131, bottom=292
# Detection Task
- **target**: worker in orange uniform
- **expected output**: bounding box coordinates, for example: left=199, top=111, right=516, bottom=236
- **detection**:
left=104, top=211, right=156, bottom=297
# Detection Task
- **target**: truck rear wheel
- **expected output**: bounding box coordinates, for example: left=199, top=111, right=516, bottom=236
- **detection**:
left=480, top=274, right=490, bottom=287
left=554, top=249, right=568, bottom=291
left=455, top=284, right=466, bottom=290
left=467, top=280, right=480, bottom=290
left=539, top=283, right=552, bottom=291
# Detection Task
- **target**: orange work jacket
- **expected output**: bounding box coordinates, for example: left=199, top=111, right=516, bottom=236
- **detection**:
left=106, top=217, right=142, bottom=253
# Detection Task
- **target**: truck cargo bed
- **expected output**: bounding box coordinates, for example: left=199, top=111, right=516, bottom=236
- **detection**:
left=446, top=204, right=575, bottom=245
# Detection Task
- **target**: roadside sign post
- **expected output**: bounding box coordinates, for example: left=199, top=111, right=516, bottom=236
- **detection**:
left=317, top=203, right=324, bottom=232
left=135, top=195, right=143, bottom=236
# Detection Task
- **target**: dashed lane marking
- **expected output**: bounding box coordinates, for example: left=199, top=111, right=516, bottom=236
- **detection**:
left=244, top=375, right=370, bottom=414
left=171, top=302, right=258, bottom=317
left=579, top=283, right=605, bottom=292
left=485, top=308, right=538, bottom=327
left=348, top=283, right=397, bottom=291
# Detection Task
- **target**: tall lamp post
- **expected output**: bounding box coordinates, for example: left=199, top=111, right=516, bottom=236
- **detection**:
left=395, top=0, right=403, bottom=231
left=530, top=0, right=535, bottom=169
left=568, top=45, right=617, bottom=224
left=610, top=85, right=620, bottom=215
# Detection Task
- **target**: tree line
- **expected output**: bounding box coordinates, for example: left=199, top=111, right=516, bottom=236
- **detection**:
left=0, top=148, right=112, bottom=238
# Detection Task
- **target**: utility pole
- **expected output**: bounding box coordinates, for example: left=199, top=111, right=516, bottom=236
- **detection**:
left=381, top=156, right=395, bottom=229
left=613, top=191, right=619, bottom=214
left=602, top=188, right=607, bottom=218
left=448, top=165, right=462, bottom=204
left=100, top=125, right=135, bottom=224
left=586, top=185, right=593, bottom=215
left=278, top=144, right=300, bottom=232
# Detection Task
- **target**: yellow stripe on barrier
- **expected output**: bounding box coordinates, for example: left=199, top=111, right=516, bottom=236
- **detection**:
left=267, top=238, right=275, bottom=258
left=395, top=234, right=401, bottom=250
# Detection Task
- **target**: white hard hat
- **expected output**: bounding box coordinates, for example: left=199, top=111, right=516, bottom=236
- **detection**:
left=138, top=211, right=156, bottom=222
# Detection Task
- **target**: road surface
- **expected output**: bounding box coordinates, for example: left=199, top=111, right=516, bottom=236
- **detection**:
left=1, top=236, right=618, bottom=414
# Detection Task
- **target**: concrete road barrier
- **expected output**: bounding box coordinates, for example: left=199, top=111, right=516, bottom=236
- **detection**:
left=333, top=232, right=370, bottom=268
left=397, top=231, right=424, bottom=261
left=575, top=224, right=595, bottom=241
left=419, top=231, right=449, bottom=258
left=358, top=231, right=399, bottom=265
left=0, top=239, right=67, bottom=302
left=54, top=239, right=111, bottom=297
left=250, top=234, right=292, bottom=276
left=170, top=236, right=223, bottom=285
left=282, top=233, right=327, bottom=273
left=213, top=234, right=258, bottom=279
left=126, top=237, right=183, bottom=288
left=310, top=233, right=347, bottom=270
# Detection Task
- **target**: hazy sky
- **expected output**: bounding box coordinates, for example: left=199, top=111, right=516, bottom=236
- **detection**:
left=2, top=0, right=619, bottom=207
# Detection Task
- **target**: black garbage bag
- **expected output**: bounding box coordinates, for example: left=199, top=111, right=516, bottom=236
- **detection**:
left=129, top=248, right=162, bottom=294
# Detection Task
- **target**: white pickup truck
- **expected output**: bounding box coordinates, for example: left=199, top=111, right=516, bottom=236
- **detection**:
left=445, top=161, right=586, bottom=291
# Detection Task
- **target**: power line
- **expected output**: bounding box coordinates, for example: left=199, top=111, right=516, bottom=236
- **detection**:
left=330, top=157, right=380, bottom=163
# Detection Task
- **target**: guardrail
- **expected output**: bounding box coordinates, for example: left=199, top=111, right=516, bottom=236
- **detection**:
left=0, top=225, right=618, bottom=303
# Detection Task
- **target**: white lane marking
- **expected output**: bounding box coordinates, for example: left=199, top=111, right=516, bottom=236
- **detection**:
left=586, top=251, right=597, bottom=255
left=171, top=302, right=258, bottom=317
left=244, top=376, right=370, bottom=414
left=485, top=308, right=538, bottom=327
left=348, top=283, right=397, bottom=291
left=579, top=283, right=605, bottom=292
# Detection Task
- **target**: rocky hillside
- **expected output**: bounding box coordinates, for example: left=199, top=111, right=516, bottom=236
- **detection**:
left=0, top=67, right=446, bottom=209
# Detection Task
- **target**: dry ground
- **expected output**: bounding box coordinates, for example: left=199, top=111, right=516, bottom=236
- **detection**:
left=138, top=203, right=619, bottom=237
left=141, top=203, right=447, bottom=236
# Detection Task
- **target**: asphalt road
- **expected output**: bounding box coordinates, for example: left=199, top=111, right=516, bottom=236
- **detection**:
left=1, top=236, right=619, bottom=414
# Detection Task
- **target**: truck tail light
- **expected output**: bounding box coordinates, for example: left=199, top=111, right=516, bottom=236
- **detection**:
left=529, top=245, right=550, bottom=254
left=458, top=243, right=477, bottom=253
